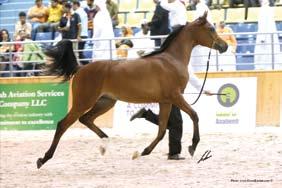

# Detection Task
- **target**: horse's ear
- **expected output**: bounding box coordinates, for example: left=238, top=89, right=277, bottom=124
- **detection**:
left=197, top=11, right=208, bottom=25
left=203, top=11, right=208, bottom=19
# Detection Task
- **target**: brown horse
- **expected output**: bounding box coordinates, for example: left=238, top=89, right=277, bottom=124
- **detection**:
left=37, top=12, right=228, bottom=169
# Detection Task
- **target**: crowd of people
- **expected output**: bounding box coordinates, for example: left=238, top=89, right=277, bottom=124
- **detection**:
left=0, top=0, right=281, bottom=77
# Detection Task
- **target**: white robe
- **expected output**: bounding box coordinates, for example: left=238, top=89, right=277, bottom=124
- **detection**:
left=92, top=0, right=116, bottom=60
left=128, top=31, right=155, bottom=59
left=189, top=2, right=216, bottom=72
left=254, top=4, right=282, bottom=70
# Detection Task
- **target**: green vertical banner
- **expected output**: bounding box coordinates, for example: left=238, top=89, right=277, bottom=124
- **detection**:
left=0, top=82, right=69, bottom=130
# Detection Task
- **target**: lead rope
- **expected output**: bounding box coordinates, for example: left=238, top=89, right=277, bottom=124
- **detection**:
left=190, top=47, right=212, bottom=105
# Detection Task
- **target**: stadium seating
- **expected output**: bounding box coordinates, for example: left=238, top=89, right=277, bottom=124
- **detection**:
left=35, top=32, right=52, bottom=41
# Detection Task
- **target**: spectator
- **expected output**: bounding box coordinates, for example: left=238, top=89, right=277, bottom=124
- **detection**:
left=0, top=29, right=14, bottom=76
left=254, top=0, right=281, bottom=70
left=14, top=12, right=32, bottom=41
left=21, top=33, right=45, bottom=76
left=92, top=0, right=116, bottom=60
left=27, top=0, right=48, bottom=40
left=83, top=0, right=98, bottom=38
left=72, top=0, right=89, bottom=65
left=37, top=0, right=63, bottom=39
left=216, top=21, right=237, bottom=71
left=116, top=26, right=133, bottom=59
left=58, top=3, right=81, bottom=40
left=147, top=0, right=170, bottom=47
left=129, top=20, right=155, bottom=58
left=106, top=0, right=119, bottom=28
left=228, top=0, right=260, bottom=8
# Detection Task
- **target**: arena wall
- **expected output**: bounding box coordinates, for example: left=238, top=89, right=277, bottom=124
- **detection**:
left=0, top=70, right=281, bottom=127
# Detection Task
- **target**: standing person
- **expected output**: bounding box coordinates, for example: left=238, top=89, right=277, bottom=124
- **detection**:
left=254, top=0, right=281, bottom=70
left=14, top=12, right=32, bottom=41
left=58, top=3, right=81, bottom=40
left=160, top=0, right=187, bottom=30
left=72, top=0, right=89, bottom=65
left=27, top=0, right=48, bottom=40
left=216, top=21, right=237, bottom=71
left=147, top=0, right=170, bottom=47
left=83, top=0, right=97, bottom=38
left=92, top=0, right=116, bottom=61
left=106, top=0, right=119, bottom=28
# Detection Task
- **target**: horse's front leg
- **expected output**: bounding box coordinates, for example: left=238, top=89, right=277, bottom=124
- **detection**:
left=141, top=103, right=172, bottom=156
left=173, top=94, right=199, bottom=156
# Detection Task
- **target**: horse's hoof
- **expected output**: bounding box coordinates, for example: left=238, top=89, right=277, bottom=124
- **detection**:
left=37, top=158, right=44, bottom=169
left=141, top=148, right=150, bottom=156
left=101, top=133, right=108, bottom=138
left=188, top=146, right=195, bottom=157
left=132, top=151, right=140, bottom=160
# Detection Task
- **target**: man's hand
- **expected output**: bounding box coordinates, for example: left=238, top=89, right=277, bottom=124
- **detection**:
left=204, top=90, right=213, bottom=96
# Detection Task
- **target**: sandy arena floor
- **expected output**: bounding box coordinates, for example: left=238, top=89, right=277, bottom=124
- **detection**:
left=0, top=126, right=281, bottom=188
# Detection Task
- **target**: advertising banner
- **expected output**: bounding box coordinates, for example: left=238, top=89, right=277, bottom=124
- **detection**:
left=0, top=83, right=69, bottom=130
left=113, top=77, right=257, bottom=134
left=183, top=77, right=257, bottom=132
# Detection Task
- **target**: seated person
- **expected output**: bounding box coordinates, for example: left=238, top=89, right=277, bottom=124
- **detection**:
left=37, top=0, right=63, bottom=39
left=27, top=0, right=48, bottom=40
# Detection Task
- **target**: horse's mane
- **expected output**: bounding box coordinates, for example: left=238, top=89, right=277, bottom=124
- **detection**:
left=142, top=25, right=185, bottom=58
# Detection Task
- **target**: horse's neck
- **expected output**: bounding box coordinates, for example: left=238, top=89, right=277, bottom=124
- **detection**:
left=165, top=29, right=194, bottom=66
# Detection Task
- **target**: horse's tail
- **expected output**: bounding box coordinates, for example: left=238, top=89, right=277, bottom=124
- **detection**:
left=44, top=40, right=80, bottom=81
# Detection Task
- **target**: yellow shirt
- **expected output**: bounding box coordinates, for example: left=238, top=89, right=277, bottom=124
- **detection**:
left=117, top=44, right=131, bottom=58
left=47, top=4, right=63, bottom=23
left=216, top=27, right=237, bottom=51
left=28, top=5, right=48, bottom=23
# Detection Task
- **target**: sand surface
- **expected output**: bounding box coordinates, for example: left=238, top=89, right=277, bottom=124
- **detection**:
left=0, top=127, right=282, bottom=188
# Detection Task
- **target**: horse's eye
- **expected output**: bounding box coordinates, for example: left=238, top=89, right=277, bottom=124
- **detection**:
left=210, top=27, right=215, bottom=32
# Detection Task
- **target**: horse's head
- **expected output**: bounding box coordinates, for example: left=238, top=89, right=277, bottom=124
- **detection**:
left=189, top=12, right=228, bottom=53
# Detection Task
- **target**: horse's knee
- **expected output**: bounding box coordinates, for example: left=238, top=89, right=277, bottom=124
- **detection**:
left=191, top=111, right=199, bottom=124
left=79, top=114, right=92, bottom=125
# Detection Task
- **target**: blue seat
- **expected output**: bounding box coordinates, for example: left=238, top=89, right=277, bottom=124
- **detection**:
left=236, top=38, right=255, bottom=70
left=114, top=28, right=122, bottom=37
left=227, top=23, right=257, bottom=40
left=236, top=39, right=255, bottom=53
left=131, top=27, right=141, bottom=35
left=236, top=55, right=254, bottom=70
left=35, top=32, right=53, bottom=41
left=0, top=0, right=9, bottom=4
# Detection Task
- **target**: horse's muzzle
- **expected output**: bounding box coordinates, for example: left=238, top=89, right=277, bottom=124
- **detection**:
left=214, top=42, right=228, bottom=54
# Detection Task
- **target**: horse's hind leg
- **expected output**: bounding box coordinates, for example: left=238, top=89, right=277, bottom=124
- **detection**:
left=141, top=103, right=172, bottom=156
left=37, top=108, right=85, bottom=169
left=173, top=94, right=199, bottom=156
left=79, top=95, right=116, bottom=138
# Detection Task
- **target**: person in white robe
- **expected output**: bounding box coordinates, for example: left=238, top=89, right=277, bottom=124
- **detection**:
left=92, top=0, right=116, bottom=60
left=254, top=0, right=282, bottom=70
left=189, top=0, right=216, bottom=72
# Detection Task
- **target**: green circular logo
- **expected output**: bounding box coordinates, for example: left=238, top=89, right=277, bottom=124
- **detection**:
left=217, top=83, right=239, bottom=107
